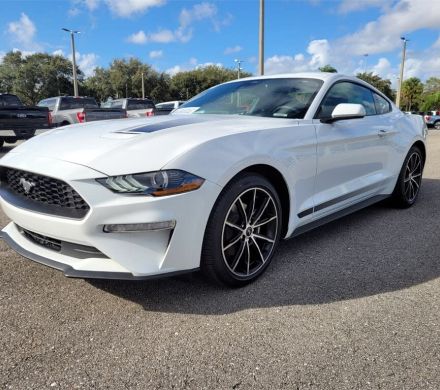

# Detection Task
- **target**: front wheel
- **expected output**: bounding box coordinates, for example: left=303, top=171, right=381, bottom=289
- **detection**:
left=434, top=121, right=440, bottom=130
left=390, top=146, right=424, bottom=208
left=201, top=174, right=282, bottom=287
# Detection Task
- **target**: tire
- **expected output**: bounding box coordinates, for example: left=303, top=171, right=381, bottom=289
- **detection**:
left=434, top=121, right=440, bottom=130
left=201, top=173, right=282, bottom=287
left=4, top=137, right=17, bottom=144
left=390, top=146, right=424, bottom=208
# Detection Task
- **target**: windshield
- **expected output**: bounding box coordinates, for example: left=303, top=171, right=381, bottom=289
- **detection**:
left=175, top=78, right=323, bottom=119
left=59, top=97, right=99, bottom=110
left=0, top=94, right=23, bottom=107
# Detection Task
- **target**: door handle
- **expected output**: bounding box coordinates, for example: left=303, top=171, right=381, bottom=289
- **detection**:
left=378, top=129, right=388, bottom=137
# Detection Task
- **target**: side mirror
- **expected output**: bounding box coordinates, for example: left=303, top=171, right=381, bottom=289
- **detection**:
left=321, top=103, right=366, bottom=124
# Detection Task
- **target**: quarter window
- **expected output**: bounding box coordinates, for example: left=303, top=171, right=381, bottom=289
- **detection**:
left=317, top=81, right=376, bottom=119
left=373, top=93, right=391, bottom=115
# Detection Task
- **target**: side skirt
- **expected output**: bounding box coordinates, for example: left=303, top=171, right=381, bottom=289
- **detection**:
left=288, top=194, right=389, bottom=239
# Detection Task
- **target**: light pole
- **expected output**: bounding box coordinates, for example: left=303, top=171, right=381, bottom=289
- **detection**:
left=234, top=59, right=243, bottom=79
left=62, top=28, right=80, bottom=97
left=258, top=0, right=264, bottom=75
left=396, top=36, right=409, bottom=109
left=363, top=53, right=369, bottom=73
left=141, top=72, right=145, bottom=99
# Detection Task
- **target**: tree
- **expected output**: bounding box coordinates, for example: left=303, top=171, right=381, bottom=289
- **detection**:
left=420, top=92, right=440, bottom=112
left=423, top=77, right=440, bottom=94
left=318, top=64, right=337, bottom=73
left=401, top=77, right=423, bottom=111
left=356, top=72, right=394, bottom=100
left=171, top=65, right=251, bottom=100
left=0, top=51, right=78, bottom=105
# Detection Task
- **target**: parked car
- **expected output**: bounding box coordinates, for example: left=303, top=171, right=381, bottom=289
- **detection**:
left=105, top=98, right=155, bottom=118
left=155, top=100, right=186, bottom=115
left=423, top=111, right=440, bottom=129
left=0, top=73, right=427, bottom=287
left=37, top=96, right=126, bottom=126
left=0, top=93, right=51, bottom=147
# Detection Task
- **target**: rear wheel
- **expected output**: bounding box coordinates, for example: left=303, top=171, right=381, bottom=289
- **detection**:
left=390, top=146, right=424, bottom=208
left=201, top=174, right=282, bottom=287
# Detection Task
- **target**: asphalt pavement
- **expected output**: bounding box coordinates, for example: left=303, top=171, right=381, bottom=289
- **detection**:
left=0, top=133, right=439, bottom=389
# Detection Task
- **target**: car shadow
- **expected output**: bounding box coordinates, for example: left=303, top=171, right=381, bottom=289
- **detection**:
left=88, top=178, right=440, bottom=315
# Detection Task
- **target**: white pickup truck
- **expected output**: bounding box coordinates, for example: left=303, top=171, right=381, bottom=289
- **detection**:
left=38, top=96, right=126, bottom=127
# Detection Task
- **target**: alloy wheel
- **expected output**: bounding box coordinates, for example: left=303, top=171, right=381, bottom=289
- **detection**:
left=404, top=152, right=422, bottom=203
left=221, top=187, right=278, bottom=277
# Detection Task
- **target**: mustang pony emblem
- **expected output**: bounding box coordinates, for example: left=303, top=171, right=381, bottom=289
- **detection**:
left=19, top=178, right=35, bottom=194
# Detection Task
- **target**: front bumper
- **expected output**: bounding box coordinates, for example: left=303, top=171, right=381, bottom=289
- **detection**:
left=0, top=155, right=222, bottom=279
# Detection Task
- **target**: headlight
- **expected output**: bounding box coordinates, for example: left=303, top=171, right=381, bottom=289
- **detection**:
left=97, top=170, right=205, bottom=196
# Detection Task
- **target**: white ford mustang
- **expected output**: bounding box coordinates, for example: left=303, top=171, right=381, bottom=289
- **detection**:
left=0, top=73, right=427, bottom=286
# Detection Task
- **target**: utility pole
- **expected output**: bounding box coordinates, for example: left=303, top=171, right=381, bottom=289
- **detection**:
left=62, top=28, right=80, bottom=97
left=258, top=0, right=265, bottom=75
left=141, top=72, right=145, bottom=99
left=234, top=59, right=243, bottom=79
left=396, top=37, right=409, bottom=109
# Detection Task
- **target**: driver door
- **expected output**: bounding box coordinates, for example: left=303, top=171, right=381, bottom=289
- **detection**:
left=312, top=81, right=392, bottom=218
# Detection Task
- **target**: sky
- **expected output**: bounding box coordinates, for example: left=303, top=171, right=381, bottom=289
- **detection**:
left=0, top=0, right=439, bottom=86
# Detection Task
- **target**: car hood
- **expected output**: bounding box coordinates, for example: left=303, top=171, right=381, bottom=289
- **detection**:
left=2, top=115, right=300, bottom=176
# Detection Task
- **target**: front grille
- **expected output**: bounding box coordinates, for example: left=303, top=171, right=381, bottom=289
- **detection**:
left=1, top=168, right=90, bottom=219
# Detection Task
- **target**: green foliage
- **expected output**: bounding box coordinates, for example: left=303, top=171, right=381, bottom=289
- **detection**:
left=318, top=64, right=337, bottom=73
left=170, top=65, right=251, bottom=100
left=0, top=51, right=79, bottom=105
left=401, top=77, right=423, bottom=111
left=356, top=72, right=394, bottom=100
left=423, top=77, right=440, bottom=94
left=420, top=92, right=440, bottom=112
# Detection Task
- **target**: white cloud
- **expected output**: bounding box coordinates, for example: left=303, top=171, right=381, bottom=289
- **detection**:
left=12, top=48, right=36, bottom=58
left=0, top=52, right=5, bottom=63
left=338, top=0, right=393, bottom=14
left=75, top=52, right=99, bottom=77
left=165, top=65, right=182, bottom=76
left=307, top=39, right=330, bottom=68
left=52, top=49, right=65, bottom=57
left=149, top=50, right=163, bottom=59
left=265, top=55, right=310, bottom=75
left=7, top=13, right=39, bottom=49
left=165, top=57, right=223, bottom=76
left=84, top=0, right=100, bottom=11
left=57, top=49, right=99, bottom=77
left=336, top=0, right=440, bottom=56
left=105, top=0, right=165, bottom=17
left=294, top=53, right=305, bottom=61
left=224, top=45, right=243, bottom=55
left=127, top=29, right=175, bottom=44
left=126, top=2, right=225, bottom=44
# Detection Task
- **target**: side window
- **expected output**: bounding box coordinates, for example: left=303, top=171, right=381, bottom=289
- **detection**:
left=317, top=81, right=376, bottom=119
left=373, top=93, right=391, bottom=115
left=110, top=101, right=123, bottom=109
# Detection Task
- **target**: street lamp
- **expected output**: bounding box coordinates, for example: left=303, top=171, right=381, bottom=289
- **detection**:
left=234, top=59, right=244, bottom=79
left=62, top=28, right=80, bottom=97
left=258, top=0, right=265, bottom=75
left=396, top=36, right=409, bottom=109
left=363, top=53, right=369, bottom=73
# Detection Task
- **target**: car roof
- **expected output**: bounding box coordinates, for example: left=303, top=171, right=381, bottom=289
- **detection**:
left=225, top=72, right=339, bottom=83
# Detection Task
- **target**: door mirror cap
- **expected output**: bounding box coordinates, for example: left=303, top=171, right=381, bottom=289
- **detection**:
left=321, top=103, right=366, bottom=123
